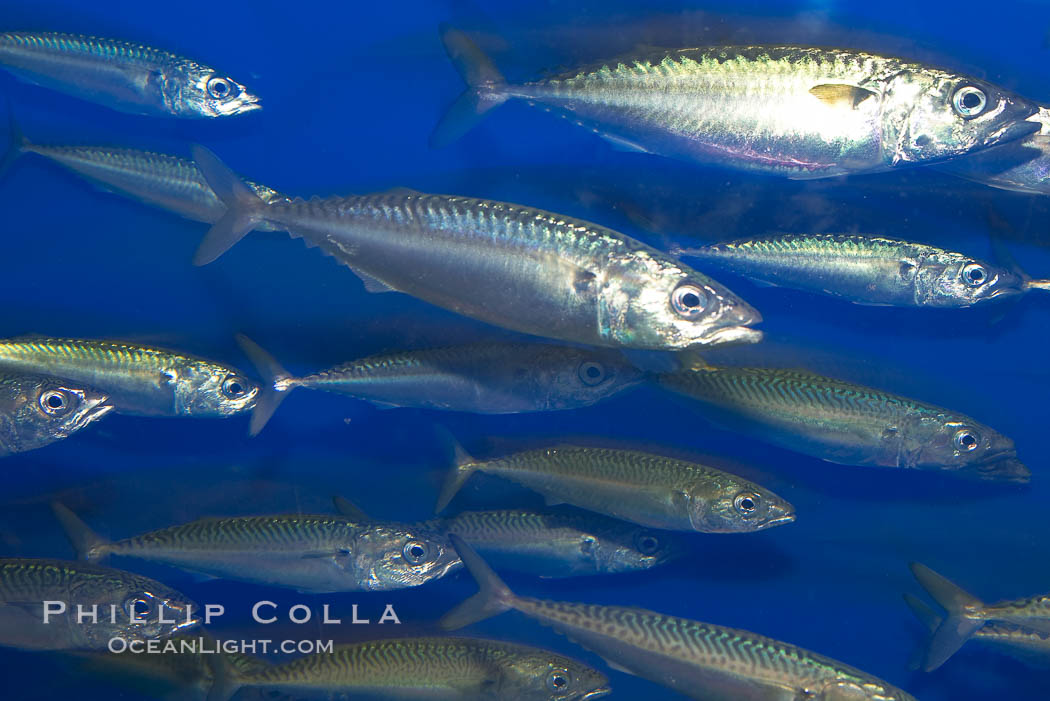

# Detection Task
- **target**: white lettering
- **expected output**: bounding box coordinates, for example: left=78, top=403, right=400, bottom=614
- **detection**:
left=42, top=601, right=66, bottom=623
left=252, top=601, right=277, bottom=624
left=205, top=604, right=225, bottom=625
left=108, top=637, right=127, bottom=653
left=351, top=604, right=369, bottom=624
left=288, top=604, right=311, bottom=624
left=379, top=604, right=400, bottom=624
left=76, top=604, right=98, bottom=624
left=322, top=604, right=340, bottom=624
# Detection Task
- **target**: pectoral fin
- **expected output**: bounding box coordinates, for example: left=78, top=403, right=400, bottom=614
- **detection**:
left=809, top=84, right=877, bottom=109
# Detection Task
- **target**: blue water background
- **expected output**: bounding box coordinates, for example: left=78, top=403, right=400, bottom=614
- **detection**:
left=0, top=1, right=1048, bottom=698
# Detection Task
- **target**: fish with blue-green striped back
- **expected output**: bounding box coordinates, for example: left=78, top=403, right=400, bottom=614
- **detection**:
left=207, top=636, right=610, bottom=701
left=0, top=371, right=112, bottom=456
left=441, top=536, right=917, bottom=701
left=0, top=558, right=198, bottom=651
left=52, top=503, right=460, bottom=593
left=333, top=497, right=686, bottom=578
left=1, top=117, right=287, bottom=227
left=657, top=356, right=1028, bottom=482
left=190, top=147, right=762, bottom=351
left=436, top=442, right=795, bottom=534
left=674, top=233, right=1050, bottom=307
left=0, top=31, right=259, bottom=117
left=432, top=27, right=1039, bottom=179
left=0, top=337, right=257, bottom=418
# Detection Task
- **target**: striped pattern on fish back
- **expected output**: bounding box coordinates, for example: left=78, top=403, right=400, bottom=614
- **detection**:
left=989, top=595, right=1050, bottom=620
left=114, top=515, right=359, bottom=553
left=279, top=192, right=662, bottom=266
left=32, top=145, right=213, bottom=194
left=482, top=446, right=725, bottom=489
left=443, top=510, right=573, bottom=540
left=663, top=367, right=944, bottom=422
left=0, top=559, right=131, bottom=599
left=521, top=598, right=871, bottom=689
left=304, top=344, right=510, bottom=384
left=0, top=32, right=191, bottom=69
left=0, top=339, right=201, bottom=374
left=245, top=638, right=501, bottom=686
left=701, top=234, right=929, bottom=263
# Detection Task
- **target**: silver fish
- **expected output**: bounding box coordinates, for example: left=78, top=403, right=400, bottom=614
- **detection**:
left=3, top=119, right=286, bottom=226
left=0, top=371, right=112, bottom=456
left=938, top=107, right=1050, bottom=194
left=208, top=636, right=611, bottom=701
left=0, top=337, right=258, bottom=418
left=191, top=147, right=762, bottom=350
left=333, top=496, right=684, bottom=578
left=0, top=31, right=259, bottom=117
left=658, top=356, right=1028, bottom=482
left=909, top=562, right=1050, bottom=671
left=441, top=536, right=917, bottom=701
left=436, top=442, right=795, bottom=534
left=237, top=336, right=645, bottom=435
left=0, top=558, right=198, bottom=651
left=433, top=28, right=1039, bottom=179
left=905, top=593, right=1050, bottom=670
left=675, top=233, right=1048, bottom=307
left=53, top=503, right=460, bottom=593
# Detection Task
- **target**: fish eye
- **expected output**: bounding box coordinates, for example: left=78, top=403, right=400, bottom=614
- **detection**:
left=961, top=263, right=988, bottom=287
left=546, top=668, right=571, bottom=692
left=221, top=375, right=248, bottom=399
left=402, top=540, right=429, bottom=564
left=671, top=284, right=710, bottom=318
left=124, top=596, right=153, bottom=618
left=952, top=85, right=987, bottom=118
left=634, top=531, right=660, bottom=555
left=39, top=389, right=71, bottom=415
left=207, top=76, right=238, bottom=100
left=734, top=492, right=760, bottom=514
left=954, top=428, right=979, bottom=452
left=577, top=361, right=606, bottom=386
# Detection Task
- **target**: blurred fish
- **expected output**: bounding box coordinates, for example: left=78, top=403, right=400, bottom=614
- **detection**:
left=237, top=336, right=644, bottom=435
left=433, top=27, right=1038, bottom=179
left=0, top=371, right=112, bottom=456
left=0, top=337, right=257, bottom=417
left=909, top=562, right=1050, bottom=671
left=440, top=536, right=917, bottom=701
left=53, top=503, right=459, bottom=593
left=1, top=116, right=286, bottom=226
left=675, top=233, right=1050, bottom=307
left=0, top=31, right=259, bottom=117
left=938, top=107, right=1050, bottom=194
left=0, top=558, right=198, bottom=651
left=208, top=636, right=611, bottom=701
left=904, top=593, right=1050, bottom=670
left=436, top=441, right=795, bottom=533
left=191, top=146, right=762, bottom=350
left=658, top=356, right=1028, bottom=482
left=67, top=630, right=272, bottom=701
left=333, top=497, right=685, bottom=578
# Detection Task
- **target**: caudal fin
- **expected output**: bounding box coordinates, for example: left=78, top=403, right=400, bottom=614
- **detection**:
left=51, top=502, right=111, bottom=562
left=235, top=334, right=294, bottom=436
left=439, top=533, right=516, bottom=630
left=430, top=24, right=509, bottom=148
left=903, top=593, right=941, bottom=671
left=910, top=562, right=986, bottom=671
left=191, top=145, right=266, bottom=265
left=0, top=105, right=29, bottom=180
left=434, top=430, right=479, bottom=513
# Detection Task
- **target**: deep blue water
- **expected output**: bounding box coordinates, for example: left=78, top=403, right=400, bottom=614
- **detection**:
left=0, top=1, right=1048, bottom=699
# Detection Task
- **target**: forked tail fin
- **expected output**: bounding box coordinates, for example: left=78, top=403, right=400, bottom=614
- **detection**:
left=205, top=653, right=242, bottom=701
left=909, top=562, right=986, bottom=671
left=235, top=334, right=295, bottom=436
left=439, top=533, right=516, bottom=630
left=191, top=145, right=267, bottom=265
left=51, top=502, right=111, bottom=562
left=0, top=105, right=29, bottom=180
left=434, top=429, right=479, bottom=513
left=430, top=24, right=509, bottom=148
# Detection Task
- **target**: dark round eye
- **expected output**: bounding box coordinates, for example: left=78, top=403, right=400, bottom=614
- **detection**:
left=634, top=532, right=660, bottom=555
left=221, top=375, right=248, bottom=399
left=954, top=429, right=979, bottom=452
left=961, top=263, right=987, bottom=287
left=207, top=76, right=237, bottom=100
left=40, top=389, right=71, bottom=415
left=546, top=669, right=571, bottom=692
left=577, top=361, right=606, bottom=386
left=952, top=86, right=987, bottom=118
left=403, top=540, right=429, bottom=564
left=734, top=492, right=759, bottom=514
left=124, top=596, right=153, bottom=617
left=671, top=284, right=709, bottom=318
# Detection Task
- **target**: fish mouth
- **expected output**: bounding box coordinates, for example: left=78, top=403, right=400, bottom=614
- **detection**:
left=74, top=402, right=115, bottom=431
left=986, top=113, right=1041, bottom=147
left=972, top=455, right=1030, bottom=483
left=697, top=326, right=763, bottom=348
left=580, top=687, right=613, bottom=700
left=763, top=512, right=797, bottom=528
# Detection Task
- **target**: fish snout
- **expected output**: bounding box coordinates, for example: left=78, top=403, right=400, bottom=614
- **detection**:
left=762, top=501, right=797, bottom=530
left=974, top=455, right=1030, bottom=484
left=579, top=686, right=613, bottom=700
